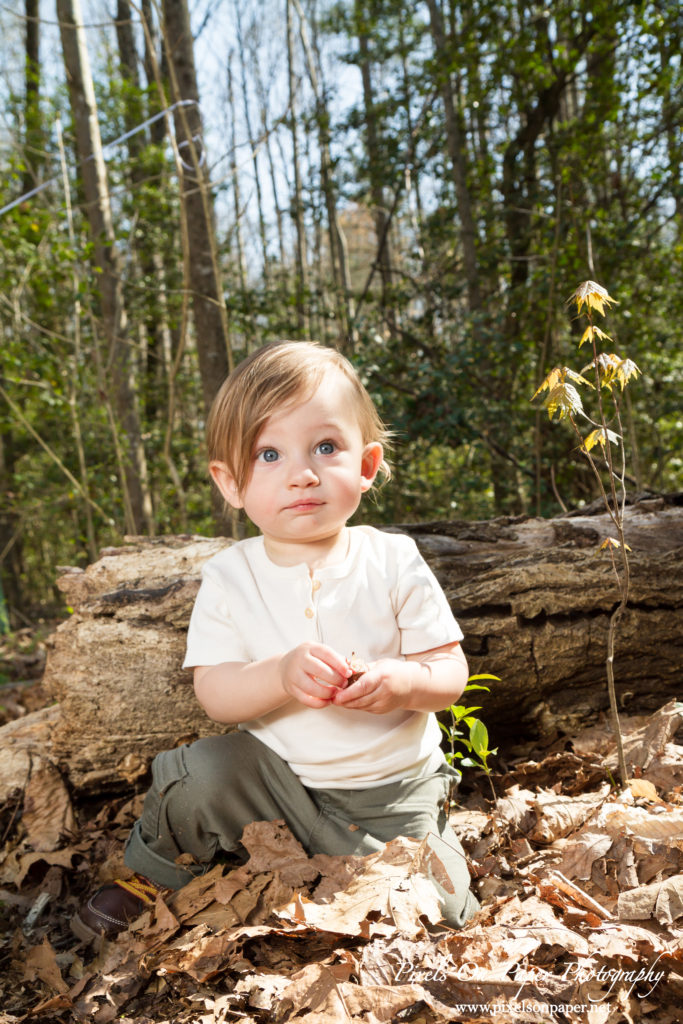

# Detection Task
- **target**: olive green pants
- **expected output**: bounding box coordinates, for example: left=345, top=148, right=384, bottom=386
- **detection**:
left=124, top=731, right=478, bottom=929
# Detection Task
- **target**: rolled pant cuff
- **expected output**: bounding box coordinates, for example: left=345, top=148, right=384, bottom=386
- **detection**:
left=124, top=820, right=204, bottom=890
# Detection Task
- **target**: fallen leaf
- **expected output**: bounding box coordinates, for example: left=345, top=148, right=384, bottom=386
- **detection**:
left=598, top=802, right=683, bottom=842
left=627, top=778, right=659, bottom=802
left=23, top=935, right=68, bottom=995
left=276, top=836, right=442, bottom=940
left=557, top=830, right=613, bottom=881
left=529, top=785, right=610, bottom=842
left=495, top=786, right=536, bottom=832
left=618, top=874, right=683, bottom=925
left=22, top=764, right=76, bottom=852
left=240, top=819, right=322, bottom=887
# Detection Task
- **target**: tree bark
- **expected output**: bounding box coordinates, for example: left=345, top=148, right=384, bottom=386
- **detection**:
left=286, top=0, right=310, bottom=336
left=234, top=0, right=270, bottom=287
left=161, top=0, right=232, bottom=409
left=291, top=0, right=354, bottom=350
left=424, top=0, right=480, bottom=313
left=355, top=0, right=396, bottom=336
left=23, top=0, right=42, bottom=193
left=30, top=494, right=683, bottom=794
left=57, top=0, right=154, bottom=535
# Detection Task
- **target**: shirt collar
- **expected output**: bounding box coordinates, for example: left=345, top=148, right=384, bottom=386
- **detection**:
left=245, top=529, right=362, bottom=581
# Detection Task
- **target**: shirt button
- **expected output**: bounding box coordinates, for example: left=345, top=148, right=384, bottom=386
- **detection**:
left=311, top=579, right=321, bottom=592
left=305, top=607, right=315, bottom=618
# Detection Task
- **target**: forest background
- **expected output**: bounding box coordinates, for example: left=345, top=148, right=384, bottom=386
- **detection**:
left=0, top=0, right=681, bottom=628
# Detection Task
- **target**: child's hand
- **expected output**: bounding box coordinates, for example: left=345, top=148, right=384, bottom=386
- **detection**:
left=279, top=642, right=351, bottom=709
left=330, top=658, right=412, bottom=714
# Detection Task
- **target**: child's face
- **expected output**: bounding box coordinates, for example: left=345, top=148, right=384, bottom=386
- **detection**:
left=211, top=373, right=383, bottom=554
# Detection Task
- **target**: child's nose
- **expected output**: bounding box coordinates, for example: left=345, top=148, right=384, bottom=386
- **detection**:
left=289, top=458, right=319, bottom=486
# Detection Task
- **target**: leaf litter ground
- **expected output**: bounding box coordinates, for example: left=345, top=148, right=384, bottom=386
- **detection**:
left=1, top=682, right=682, bottom=1024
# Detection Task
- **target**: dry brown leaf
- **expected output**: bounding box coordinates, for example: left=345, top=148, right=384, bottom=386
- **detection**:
left=494, top=893, right=591, bottom=955
left=495, top=786, right=536, bottom=832
left=143, top=923, right=248, bottom=983
left=618, top=874, right=683, bottom=925
left=22, top=764, right=76, bottom=852
left=449, top=808, right=491, bottom=845
left=279, top=963, right=443, bottom=1024
left=142, top=920, right=309, bottom=983
left=233, top=970, right=293, bottom=1009
left=240, top=818, right=323, bottom=887
left=528, top=785, right=610, bottom=842
left=598, top=801, right=683, bottom=842
left=167, top=863, right=226, bottom=922
left=9, top=846, right=78, bottom=887
left=620, top=699, right=683, bottom=771
left=23, top=935, right=69, bottom=995
left=589, top=919, right=679, bottom=962
left=633, top=840, right=682, bottom=884
left=276, top=836, right=442, bottom=940
left=136, top=893, right=180, bottom=943
left=557, top=830, right=613, bottom=880
left=627, top=778, right=659, bottom=802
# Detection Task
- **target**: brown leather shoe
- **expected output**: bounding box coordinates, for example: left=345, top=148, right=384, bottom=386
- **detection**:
left=71, top=873, right=164, bottom=943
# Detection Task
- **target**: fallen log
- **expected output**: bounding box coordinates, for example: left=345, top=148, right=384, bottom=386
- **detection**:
left=397, top=493, right=682, bottom=746
left=30, top=494, right=683, bottom=793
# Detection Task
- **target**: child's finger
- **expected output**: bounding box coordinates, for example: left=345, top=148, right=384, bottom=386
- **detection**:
left=306, top=654, right=348, bottom=688
left=288, top=672, right=338, bottom=704
left=332, top=673, right=375, bottom=706
left=308, top=644, right=352, bottom=680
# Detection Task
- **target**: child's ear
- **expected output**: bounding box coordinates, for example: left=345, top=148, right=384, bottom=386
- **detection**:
left=359, top=442, right=383, bottom=493
left=209, top=461, right=244, bottom=509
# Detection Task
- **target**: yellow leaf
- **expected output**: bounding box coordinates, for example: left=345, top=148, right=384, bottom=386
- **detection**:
left=544, top=382, right=583, bottom=420
left=627, top=779, right=659, bottom=802
left=565, top=368, right=594, bottom=389
left=578, top=325, right=611, bottom=349
left=598, top=537, right=632, bottom=552
left=615, top=357, right=641, bottom=389
left=533, top=366, right=593, bottom=402
left=582, top=427, right=619, bottom=452
left=584, top=353, right=641, bottom=390
left=532, top=366, right=564, bottom=399
left=569, top=280, right=618, bottom=317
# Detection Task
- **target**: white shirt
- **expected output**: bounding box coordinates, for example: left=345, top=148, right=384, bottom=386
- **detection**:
left=183, top=525, right=464, bottom=788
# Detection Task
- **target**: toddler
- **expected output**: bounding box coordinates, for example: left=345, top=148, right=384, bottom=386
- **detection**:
left=73, top=341, right=478, bottom=941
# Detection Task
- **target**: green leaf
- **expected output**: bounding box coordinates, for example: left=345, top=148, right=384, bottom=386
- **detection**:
left=469, top=718, right=490, bottom=757
left=459, top=757, right=479, bottom=768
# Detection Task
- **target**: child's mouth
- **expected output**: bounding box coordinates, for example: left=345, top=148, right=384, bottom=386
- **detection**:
left=285, top=500, right=323, bottom=511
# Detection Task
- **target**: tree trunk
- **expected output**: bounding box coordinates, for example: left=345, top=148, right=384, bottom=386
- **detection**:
left=253, top=51, right=287, bottom=269
left=226, top=55, right=250, bottom=331
left=424, top=0, right=480, bottom=313
left=286, top=0, right=310, bottom=336
left=355, top=1, right=396, bottom=336
left=57, top=0, right=154, bottom=535
left=235, top=0, right=270, bottom=287
left=23, top=0, right=42, bottom=193
left=161, top=0, right=232, bottom=410
left=292, top=0, right=354, bottom=350
left=27, top=494, right=683, bottom=795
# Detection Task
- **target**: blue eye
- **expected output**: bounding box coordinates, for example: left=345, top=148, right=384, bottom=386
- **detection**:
left=258, top=448, right=279, bottom=463
left=316, top=441, right=336, bottom=455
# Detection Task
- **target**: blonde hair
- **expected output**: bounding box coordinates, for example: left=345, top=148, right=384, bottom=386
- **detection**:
left=207, top=341, right=392, bottom=495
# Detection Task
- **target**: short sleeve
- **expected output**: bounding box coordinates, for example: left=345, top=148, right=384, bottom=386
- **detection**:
left=183, top=569, right=251, bottom=668
left=392, top=537, right=464, bottom=655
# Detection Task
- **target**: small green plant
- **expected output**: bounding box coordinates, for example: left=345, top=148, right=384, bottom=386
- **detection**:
left=440, top=674, right=500, bottom=804
left=533, top=280, right=639, bottom=787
